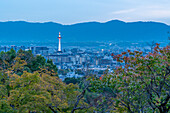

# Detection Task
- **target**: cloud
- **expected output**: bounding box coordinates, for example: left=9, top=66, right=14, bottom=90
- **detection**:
left=112, top=9, right=136, bottom=14
left=110, top=6, right=170, bottom=19
left=143, top=10, right=170, bottom=18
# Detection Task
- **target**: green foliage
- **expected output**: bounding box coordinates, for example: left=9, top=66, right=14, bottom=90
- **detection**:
left=90, top=44, right=170, bottom=113
left=58, top=69, right=69, bottom=75
left=0, top=49, right=91, bottom=113
left=8, top=72, right=52, bottom=112
left=1, top=44, right=169, bottom=113
left=0, top=49, right=58, bottom=76
left=0, top=100, right=15, bottom=113
left=75, top=69, right=84, bottom=75
left=64, top=77, right=81, bottom=84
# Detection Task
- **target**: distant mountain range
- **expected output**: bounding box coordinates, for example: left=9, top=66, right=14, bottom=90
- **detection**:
left=0, top=20, right=169, bottom=42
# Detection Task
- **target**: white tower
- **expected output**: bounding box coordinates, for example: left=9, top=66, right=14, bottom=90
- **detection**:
left=58, top=32, right=62, bottom=52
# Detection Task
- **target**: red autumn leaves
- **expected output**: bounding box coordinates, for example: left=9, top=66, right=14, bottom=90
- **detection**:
left=99, top=75, right=104, bottom=80
left=111, top=43, right=164, bottom=64
left=99, top=43, right=169, bottom=81
left=111, top=50, right=131, bottom=63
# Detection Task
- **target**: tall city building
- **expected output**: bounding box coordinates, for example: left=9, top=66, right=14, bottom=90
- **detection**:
left=58, top=32, right=62, bottom=52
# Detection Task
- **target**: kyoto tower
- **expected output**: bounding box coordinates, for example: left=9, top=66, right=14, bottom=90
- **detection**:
left=58, top=32, right=62, bottom=52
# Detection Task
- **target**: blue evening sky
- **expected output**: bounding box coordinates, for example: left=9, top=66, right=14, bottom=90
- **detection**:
left=0, top=0, right=170, bottom=25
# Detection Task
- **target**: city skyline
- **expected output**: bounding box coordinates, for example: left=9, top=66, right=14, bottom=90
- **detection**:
left=1, top=0, right=170, bottom=25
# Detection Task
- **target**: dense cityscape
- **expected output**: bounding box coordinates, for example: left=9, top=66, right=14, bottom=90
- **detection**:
left=0, top=32, right=168, bottom=81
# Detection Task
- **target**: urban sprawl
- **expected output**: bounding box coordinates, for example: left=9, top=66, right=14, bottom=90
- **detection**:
left=0, top=33, right=167, bottom=80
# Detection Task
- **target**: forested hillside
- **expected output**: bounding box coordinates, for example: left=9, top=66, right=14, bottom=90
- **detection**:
left=0, top=20, right=169, bottom=42
left=0, top=44, right=169, bottom=113
left=0, top=49, right=91, bottom=113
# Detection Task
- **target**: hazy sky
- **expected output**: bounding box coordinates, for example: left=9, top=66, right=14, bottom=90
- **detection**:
left=1, top=0, right=170, bottom=25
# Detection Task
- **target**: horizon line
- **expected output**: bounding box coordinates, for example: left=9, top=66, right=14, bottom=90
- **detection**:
left=0, top=19, right=169, bottom=26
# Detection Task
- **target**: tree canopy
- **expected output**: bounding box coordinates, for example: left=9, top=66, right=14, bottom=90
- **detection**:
left=90, top=44, right=170, bottom=113
left=0, top=49, right=91, bottom=113
left=0, top=44, right=169, bottom=113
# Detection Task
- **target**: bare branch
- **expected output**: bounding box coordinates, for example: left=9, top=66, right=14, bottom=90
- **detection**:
left=71, top=84, right=91, bottom=113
